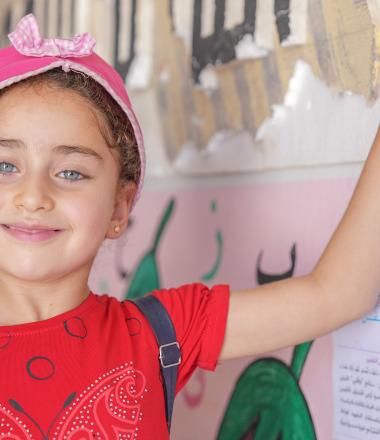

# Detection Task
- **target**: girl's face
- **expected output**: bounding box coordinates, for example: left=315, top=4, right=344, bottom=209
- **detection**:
left=0, top=83, right=133, bottom=283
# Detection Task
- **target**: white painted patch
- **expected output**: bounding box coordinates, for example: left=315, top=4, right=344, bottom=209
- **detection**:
left=255, top=0, right=275, bottom=50
left=282, top=0, right=308, bottom=46
left=201, top=0, right=215, bottom=38
left=117, top=0, right=132, bottom=63
left=235, top=34, right=269, bottom=60
left=159, top=68, right=171, bottom=84
left=127, top=55, right=153, bottom=90
left=171, top=60, right=380, bottom=176
left=130, top=89, right=174, bottom=177
left=225, top=0, right=245, bottom=30
left=174, top=131, right=263, bottom=174
left=257, top=61, right=380, bottom=168
left=367, top=0, right=380, bottom=25
left=173, top=0, right=194, bottom=48
left=126, top=0, right=154, bottom=90
left=199, top=66, right=219, bottom=90
left=74, top=0, right=91, bottom=34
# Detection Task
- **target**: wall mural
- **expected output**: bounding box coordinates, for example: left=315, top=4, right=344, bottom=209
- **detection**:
left=217, top=243, right=317, bottom=439
left=88, top=181, right=358, bottom=439
left=113, top=196, right=316, bottom=438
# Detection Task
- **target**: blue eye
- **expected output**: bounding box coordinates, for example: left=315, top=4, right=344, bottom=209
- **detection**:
left=58, top=170, right=86, bottom=181
left=0, top=162, right=17, bottom=174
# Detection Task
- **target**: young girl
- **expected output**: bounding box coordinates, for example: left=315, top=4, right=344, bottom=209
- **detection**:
left=0, top=13, right=378, bottom=439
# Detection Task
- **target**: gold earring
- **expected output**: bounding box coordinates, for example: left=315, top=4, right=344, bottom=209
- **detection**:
left=114, top=224, right=120, bottom=234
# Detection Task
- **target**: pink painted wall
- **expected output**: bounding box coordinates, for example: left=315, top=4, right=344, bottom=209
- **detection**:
left=90, top=176, right=357, bottom=439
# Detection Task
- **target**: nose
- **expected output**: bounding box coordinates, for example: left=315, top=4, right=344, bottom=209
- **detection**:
left=13, top=174, right=55, bottom=213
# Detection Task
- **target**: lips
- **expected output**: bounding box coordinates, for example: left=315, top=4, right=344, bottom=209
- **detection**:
left=1, top=223, right=62, bottom=242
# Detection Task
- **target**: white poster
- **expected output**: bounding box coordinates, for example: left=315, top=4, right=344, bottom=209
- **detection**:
left=333, top=296, right=380, bottom=439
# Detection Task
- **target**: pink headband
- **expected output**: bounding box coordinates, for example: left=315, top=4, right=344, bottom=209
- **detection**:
left=0, top=14, right=145, bottom=208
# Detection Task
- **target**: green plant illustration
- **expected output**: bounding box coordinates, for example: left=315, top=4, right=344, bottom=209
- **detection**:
left=124, top=198, right=175, bottom=299
left=217, top=244, right=316, bottom=440
left=217, top=341, right=315, bottom=440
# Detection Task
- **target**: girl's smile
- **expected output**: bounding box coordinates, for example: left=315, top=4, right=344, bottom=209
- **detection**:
left=1, top=223, right=63, bottom=242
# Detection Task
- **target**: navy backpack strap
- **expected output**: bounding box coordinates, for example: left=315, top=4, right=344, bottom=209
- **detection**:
left=132, top=295, right=181, bottom=431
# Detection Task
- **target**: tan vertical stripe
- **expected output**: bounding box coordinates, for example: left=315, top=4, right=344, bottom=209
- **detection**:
left=33, top=0, right=46, bottom=34
left=61, top=0, right=72, bottom=38
left=369, top=0, right=380, bottom=98
left=243, top=60, right=271, bottom=130
left=154, top=0, right=192, bottom=156
left=218, top=64, right=243, bottom=130
left=371, top=28, right=380, bottom=99
left=193, top=88, right=216, bottom=146
left=46, top=0, right=59, bottom=38
left=307, top=0, right=338, bottom=88
left=10, top=0, right=29, bottom=29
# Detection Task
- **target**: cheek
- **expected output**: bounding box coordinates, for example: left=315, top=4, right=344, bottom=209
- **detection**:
left=0, top=191, right=9, bottom=204
left=63, top=190, right=115, bottom=232
left=0, top=190, right=15, bottom=212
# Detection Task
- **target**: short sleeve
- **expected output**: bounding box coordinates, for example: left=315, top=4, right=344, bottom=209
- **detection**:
left=152, top=283, right=229, bottom=393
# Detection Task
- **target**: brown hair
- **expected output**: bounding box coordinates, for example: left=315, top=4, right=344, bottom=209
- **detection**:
left=0, top=68, right=141, bottom=184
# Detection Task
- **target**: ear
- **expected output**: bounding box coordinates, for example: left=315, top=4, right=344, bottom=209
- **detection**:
left=106, top=181, right=137, bottom=239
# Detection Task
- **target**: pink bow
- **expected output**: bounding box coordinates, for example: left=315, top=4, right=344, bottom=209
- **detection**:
left=8, top=13, right=96, bottom=58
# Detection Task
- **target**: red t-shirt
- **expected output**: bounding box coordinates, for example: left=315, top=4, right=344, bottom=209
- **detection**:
left=0, top=283, right=229, bottom=439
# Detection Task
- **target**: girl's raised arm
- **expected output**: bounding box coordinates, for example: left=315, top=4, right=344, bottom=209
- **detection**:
left=220, top=126, right=380, bottom=360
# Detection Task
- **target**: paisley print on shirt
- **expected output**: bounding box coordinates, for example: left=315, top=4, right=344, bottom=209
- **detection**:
left=0, top=363, right=146, bottom=439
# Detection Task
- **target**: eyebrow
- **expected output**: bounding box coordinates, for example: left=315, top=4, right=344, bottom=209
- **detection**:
left=0, top=138, right=103, bottom=161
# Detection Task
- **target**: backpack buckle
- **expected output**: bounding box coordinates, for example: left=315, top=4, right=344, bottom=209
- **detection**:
left=159, top=342, right=181, bottom=368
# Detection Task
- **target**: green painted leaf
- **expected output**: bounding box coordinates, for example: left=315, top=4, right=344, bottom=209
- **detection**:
left=201, top=230, right=223, bottom=281
left=290, top=341, right=313, bottom=380
left=124, top=198, right=175, bottom=300
left=217, top=359, right=316, bottom=440
left=126, top=252, right=160, bottom=299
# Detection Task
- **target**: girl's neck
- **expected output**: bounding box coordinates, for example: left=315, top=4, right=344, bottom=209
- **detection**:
left=0, top=267, right=91, bottom=325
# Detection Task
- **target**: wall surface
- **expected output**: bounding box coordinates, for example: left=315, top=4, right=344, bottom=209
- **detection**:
left=1, top=1, right=380, bottom=438
left=90, top=178, right=356, bottom=439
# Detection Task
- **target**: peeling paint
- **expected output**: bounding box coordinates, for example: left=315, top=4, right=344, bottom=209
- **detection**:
left=174, top=61, right=380, bottom=174
left=257, top=61, right=380, bottom=167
